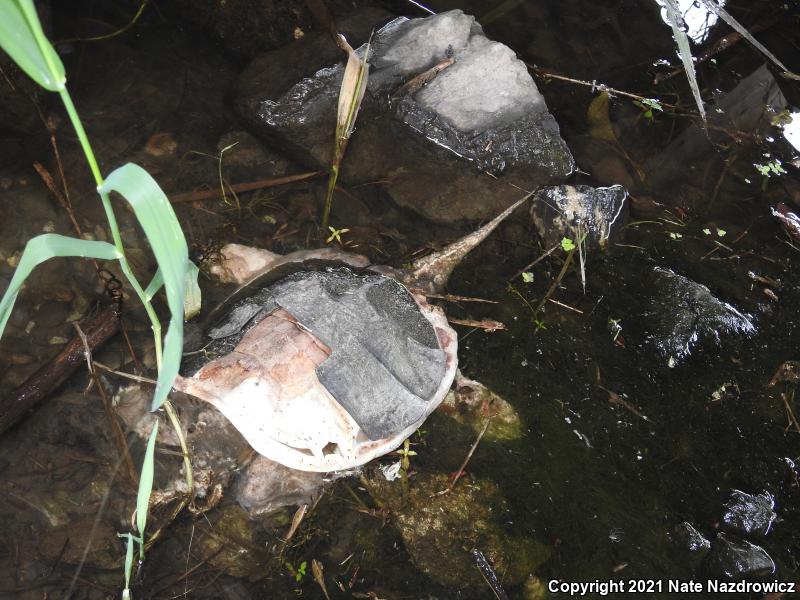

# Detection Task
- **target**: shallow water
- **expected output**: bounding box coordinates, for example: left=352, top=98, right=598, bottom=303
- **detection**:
left=1, top=0, right=799, bottom=598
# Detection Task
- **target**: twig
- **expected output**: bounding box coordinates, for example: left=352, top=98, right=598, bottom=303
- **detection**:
left=509, top=242, right=560, bottom=281
left=169, top=171, right=323, bottom=204
left=548, top=298, right=583, bottom=313
left=426, top=293, right=498, bottom=304
left=448, top=318, right=505, bottom=332
left=532, top=249, right=575, bottom=318
left=3, top=304, right=120, bottom=435
left=73, top=322, right=138, bottom=485
left=527, top=64, right=688, bottom=112
left=435, top=418, right=491, bottom=496
left=781, top=391, right=800, bottom=434
left=93, top=361, right=157, bottom=385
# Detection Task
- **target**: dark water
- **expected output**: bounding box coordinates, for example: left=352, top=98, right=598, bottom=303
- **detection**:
left=1, top=0, right=799, bottom=598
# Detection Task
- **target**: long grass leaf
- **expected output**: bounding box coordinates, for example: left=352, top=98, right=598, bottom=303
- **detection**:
left=335, top=34, right=370, bottom=141
left=136, top=419, right=159, bottom=539
left=100, top=164, right=188, bottom=410
left=322, top=34, right=371, bottom=231
left=697, top=0, right=799, bottom=81
left=0, top=234, right=119, bottom=339
left=0, top=0, right=65, bottom=91
left=119, top=532, right=135, bottom=599
left=662, top=0, right=705, bottom=122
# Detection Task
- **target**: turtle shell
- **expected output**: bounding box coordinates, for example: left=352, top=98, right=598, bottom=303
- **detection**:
left=174, top=245, right=458, bottom=472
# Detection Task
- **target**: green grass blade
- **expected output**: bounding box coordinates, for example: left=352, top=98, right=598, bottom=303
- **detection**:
left=698, top=0, right=797, bottom=80
left=119, top=532, right=135, bottom=599
left=136, top=419, right=159, bottom=541
left=0, top=234, right=120, bottom=339
left=100, top=163, right=188, bottom=410
left=144, top=268, right=163, bottom=302
left=662, top=0, right=705, bottom=123
left=0, top=0, right=65, bottom=91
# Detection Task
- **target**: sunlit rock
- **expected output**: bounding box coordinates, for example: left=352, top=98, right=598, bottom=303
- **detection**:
left=531, top=184, right=628, bottom=248
left=237, top=9, right=573, bottom=222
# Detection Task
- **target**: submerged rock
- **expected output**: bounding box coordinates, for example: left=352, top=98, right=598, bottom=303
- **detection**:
left=644, top=268, right=755, bottom=365
left=531, top=184, right=628, bottom=248
left=674, top=522, right=711, bottom=555
left=363, top=471, right=550, bottom=588
left=237, top=9, right=574, bottom=222
left=440, top=372, right=523, bottom=441
left=704, top=533, right=775, bottom=580
left=722, top=490, right=776, bottom=537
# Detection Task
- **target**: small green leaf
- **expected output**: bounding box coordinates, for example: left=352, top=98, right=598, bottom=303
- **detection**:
left=560, top=237, right=576, bottom=252
left=521, top=272, right=534, bottom=283
left=702, top=228, right=711, bottom=235
left=0, top=234, right=120, bottom=339
left=716, top=228, right=727, bottom=237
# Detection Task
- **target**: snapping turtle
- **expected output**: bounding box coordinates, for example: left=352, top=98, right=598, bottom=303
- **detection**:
left=172, top=196, right=528, bottom=472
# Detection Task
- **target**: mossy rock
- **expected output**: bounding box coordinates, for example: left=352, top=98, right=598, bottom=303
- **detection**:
left=364, top=471, right=549, bottom=588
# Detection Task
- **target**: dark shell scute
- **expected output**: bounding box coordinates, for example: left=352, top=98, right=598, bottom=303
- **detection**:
left=189, top=267, right=447, bottom=440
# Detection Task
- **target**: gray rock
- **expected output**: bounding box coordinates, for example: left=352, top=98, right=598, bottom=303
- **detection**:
left=237, top=10, right=574, bottom=222
left=674, top=522, right=711, bottom=554
left=705, top=533, right=775, bottom=580
left=645, top=268, right=755, bottom=364
left=531, top=184, right=628, bottom=248
left=722, top=490, right=776, bottom=537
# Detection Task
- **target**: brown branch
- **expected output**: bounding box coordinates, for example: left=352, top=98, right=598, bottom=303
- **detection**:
left=169, top=171, right=323, bottom=204
left=2, top=304, right=120, bottom=436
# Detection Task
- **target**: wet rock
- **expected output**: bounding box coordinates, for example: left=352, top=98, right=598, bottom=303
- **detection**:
left=363, top=470, right=550, bottom=588
left=722, top=490, right=776, bottom=537
left=531, top=184, right=628, bottom=248
left=216, top=130, right=293, bottom=181
left=440, top=372, right=523, bottom=441
left=674, top=522, right=711, bottom=555
left=237, top=10, right=573, bottom=223
left=645, top=268, right=755, bottom=365
left=704, top=533, right=775, bottom=581
left=235, top=455, right=328, bottom=516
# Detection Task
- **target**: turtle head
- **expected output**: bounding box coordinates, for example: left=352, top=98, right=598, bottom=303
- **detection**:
left=406, top=192, right=533, bottom=295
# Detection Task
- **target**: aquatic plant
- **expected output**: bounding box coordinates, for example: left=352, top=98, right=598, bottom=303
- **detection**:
left=0, top=1, right=194, bottom=595
left=659, top=0, right=799, bottom=123
left=321, top=33, right=371, bottom=232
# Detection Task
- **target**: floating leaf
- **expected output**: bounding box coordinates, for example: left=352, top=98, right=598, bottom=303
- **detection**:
left=561, top=237, right=576, bottom=252
left=587, top=92, right=617, bottom=142
left=521, top=272, right=534, bottom=283
left=0, top=234, right=120, bottom=339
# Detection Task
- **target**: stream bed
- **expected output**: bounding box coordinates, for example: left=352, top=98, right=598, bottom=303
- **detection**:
left=0, top=0, right=799, bottom=598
